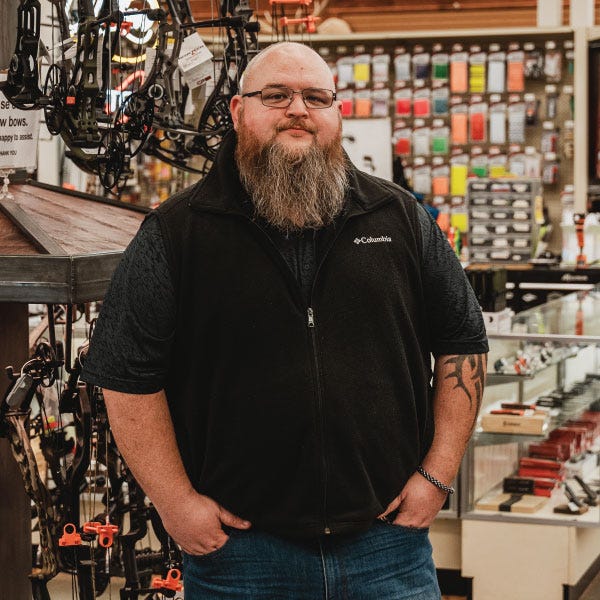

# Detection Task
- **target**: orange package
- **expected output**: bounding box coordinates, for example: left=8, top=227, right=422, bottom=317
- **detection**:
left=432, top=176, right=450, bottom=195
left=450, top=61, right=468, bottom=93
left=451, top=112, right=468, bottom=144
left=355, top=98, right=372, bottom=117
left=507, top=61, right=524, bottom=92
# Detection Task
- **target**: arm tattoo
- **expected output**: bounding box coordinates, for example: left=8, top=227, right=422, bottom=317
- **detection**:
left=443, top=354, right=486, bottom=411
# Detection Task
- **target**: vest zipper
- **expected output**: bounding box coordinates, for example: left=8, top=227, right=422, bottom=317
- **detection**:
left=306, top=212, right=360, bottom=537
left=239, top=211, right=368, bottom=536
left=307, top=306, right=331, bottom=535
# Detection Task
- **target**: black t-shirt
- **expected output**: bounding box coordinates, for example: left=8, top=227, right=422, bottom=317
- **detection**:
left=81, top=202, right=488, bottom=393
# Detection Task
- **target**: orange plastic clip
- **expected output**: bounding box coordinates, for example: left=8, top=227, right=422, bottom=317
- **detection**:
left=279, top=15, right=320, bottom=33
left=83, top=520, right=119, bottom=547
left=66, top=96, right=76, bottom=105
left=97, top=522, right=118, bottom=547
left=59, top=523, right=82, bottom=546
left=119, top=21, right=133, bottom=34
left=151, top=569, right=183, bottom=591
left=270, top=0, right=312, bottom=5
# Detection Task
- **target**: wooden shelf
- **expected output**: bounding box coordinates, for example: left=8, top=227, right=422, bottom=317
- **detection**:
left=0, top=182, right=147, bottom=303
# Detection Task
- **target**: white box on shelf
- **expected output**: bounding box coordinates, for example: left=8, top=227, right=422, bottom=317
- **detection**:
left=482, top=308, right=513, bottom=334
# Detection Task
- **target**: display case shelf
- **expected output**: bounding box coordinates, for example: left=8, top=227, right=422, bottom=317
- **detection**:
left=465, top=486, right=600, bottom=528
left=471, top=430, right=549, bottom=447
left=486, top=373, right=535, bottom=385
left=462, top=290, right=600, bottom=528
left=507, top=289, right=600, bottom=338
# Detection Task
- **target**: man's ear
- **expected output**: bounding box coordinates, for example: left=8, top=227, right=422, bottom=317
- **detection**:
left=230, top=95, right=242, bottom=131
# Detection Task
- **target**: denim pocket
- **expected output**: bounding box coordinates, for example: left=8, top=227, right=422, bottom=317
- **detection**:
left=385, top=522, right=429, bottom=533
left=184, top=527, right=238, bottom=561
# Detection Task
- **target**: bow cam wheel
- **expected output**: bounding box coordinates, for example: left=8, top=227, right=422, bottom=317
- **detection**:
left=43, top=65, right=67, bottom=135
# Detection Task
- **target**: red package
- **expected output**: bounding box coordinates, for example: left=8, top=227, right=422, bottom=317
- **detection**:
left=395, top=97, right=412, bottom=116
left=470, top=112, right=486, bottom=142
left=519, top=457, right=563, bottom=471
left=532, top=478, right=558, bottom=489
left=549, top=428, right=586, bottom=453
left=341, top=98, right=354, bottom=117
left=413, top=97, right=431, bottom=117
left=528, top=441, right=571, bottom=461
left=564, top=420, right=598, bottom=441
left=518, top=467, right=565, bottom=481
left=395, top=137, right=411, bottom=155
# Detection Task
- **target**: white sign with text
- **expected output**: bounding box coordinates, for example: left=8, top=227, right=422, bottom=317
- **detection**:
left=0, top=100, right=40, bottom=170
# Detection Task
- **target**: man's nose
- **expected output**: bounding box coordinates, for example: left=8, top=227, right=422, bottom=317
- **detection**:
left=285, top=93, right=309, bottom=117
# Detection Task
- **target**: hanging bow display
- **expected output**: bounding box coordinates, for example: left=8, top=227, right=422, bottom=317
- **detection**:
left=1, top=304, right=182, bottom=600
left=1, top=0, right=262, bottom=193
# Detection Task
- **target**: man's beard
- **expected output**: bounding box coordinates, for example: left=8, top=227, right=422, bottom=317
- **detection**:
left=235, top=118, right=349, bottom=232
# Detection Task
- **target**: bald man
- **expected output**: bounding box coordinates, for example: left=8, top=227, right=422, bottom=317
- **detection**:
left=82, top=42, right=488, bottom=599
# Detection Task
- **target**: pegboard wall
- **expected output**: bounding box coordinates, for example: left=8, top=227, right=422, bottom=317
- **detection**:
left=311, top=30, right=575, bottom=257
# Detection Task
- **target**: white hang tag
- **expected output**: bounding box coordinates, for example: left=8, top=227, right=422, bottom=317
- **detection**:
left=178, top=32, right=213, bottom=89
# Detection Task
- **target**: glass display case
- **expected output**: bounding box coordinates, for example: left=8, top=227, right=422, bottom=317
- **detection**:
left=461, top=289, right=600, bottom=527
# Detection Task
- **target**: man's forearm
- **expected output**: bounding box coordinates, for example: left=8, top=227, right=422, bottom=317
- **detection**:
left=103, top=389, right=195, bottom=513
left=422, top=353, right=487, bottom=485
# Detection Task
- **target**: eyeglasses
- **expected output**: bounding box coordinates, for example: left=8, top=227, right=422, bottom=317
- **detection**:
left=241, top=86, right=337, bottom=109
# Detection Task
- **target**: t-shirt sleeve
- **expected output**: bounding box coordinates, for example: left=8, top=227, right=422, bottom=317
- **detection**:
left=80, top=214, right=175, bottom=393
left=417, top=203, right=489, bottom=357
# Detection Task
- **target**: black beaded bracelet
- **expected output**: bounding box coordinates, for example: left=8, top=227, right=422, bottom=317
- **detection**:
left=416, top=466, right=455, bottom=495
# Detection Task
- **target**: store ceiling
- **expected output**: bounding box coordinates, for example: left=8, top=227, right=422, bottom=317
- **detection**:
left=189, top=1, right=600, bottom=32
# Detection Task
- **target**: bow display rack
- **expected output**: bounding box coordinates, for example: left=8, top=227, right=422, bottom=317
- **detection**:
left=1, top=0, right=263, bottom=196
left=0, top=182, right=186, bottom=599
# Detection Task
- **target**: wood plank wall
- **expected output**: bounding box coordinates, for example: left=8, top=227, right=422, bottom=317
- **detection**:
left=190, top=1, right=600, bottom=32
left=0, top=0, right=18, bottom=66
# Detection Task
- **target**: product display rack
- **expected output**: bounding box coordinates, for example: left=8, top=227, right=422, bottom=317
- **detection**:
left=467, top=177, right=542, bottom=264
left=291, top=26, right=577, bottom=257
left=280, top=23, right=600, bottom=266
left=460, top=290, right=600, bottom=600
left=461, top=290, right=600, bottom=527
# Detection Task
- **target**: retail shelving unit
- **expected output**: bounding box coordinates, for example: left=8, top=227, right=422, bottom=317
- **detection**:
left=281, top=24, right=600, bottom=261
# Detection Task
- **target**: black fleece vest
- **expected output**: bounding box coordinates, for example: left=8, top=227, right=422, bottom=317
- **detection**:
left=155, top=133, right=433, bottom=537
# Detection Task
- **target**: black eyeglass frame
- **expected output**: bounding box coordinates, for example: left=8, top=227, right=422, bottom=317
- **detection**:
left=241, top=86, right=337, bottom=109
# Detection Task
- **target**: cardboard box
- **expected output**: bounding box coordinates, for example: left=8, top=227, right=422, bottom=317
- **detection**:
left=481, top=412, right=548, bottom=435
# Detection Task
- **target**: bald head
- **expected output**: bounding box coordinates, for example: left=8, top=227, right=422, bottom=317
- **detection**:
left=239, top=42, right=335, bottom=95
left=230, top=38, right=343, bottom=168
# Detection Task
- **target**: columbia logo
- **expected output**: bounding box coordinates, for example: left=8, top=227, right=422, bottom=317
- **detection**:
left=353, top=236, right=392, bottom=244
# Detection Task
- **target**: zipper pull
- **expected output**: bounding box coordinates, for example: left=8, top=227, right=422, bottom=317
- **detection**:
left=307, top=307, right=315, bottom=328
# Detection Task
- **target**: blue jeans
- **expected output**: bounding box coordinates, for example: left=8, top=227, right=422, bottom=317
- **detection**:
left=183, top=521, right=441, bottom=599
